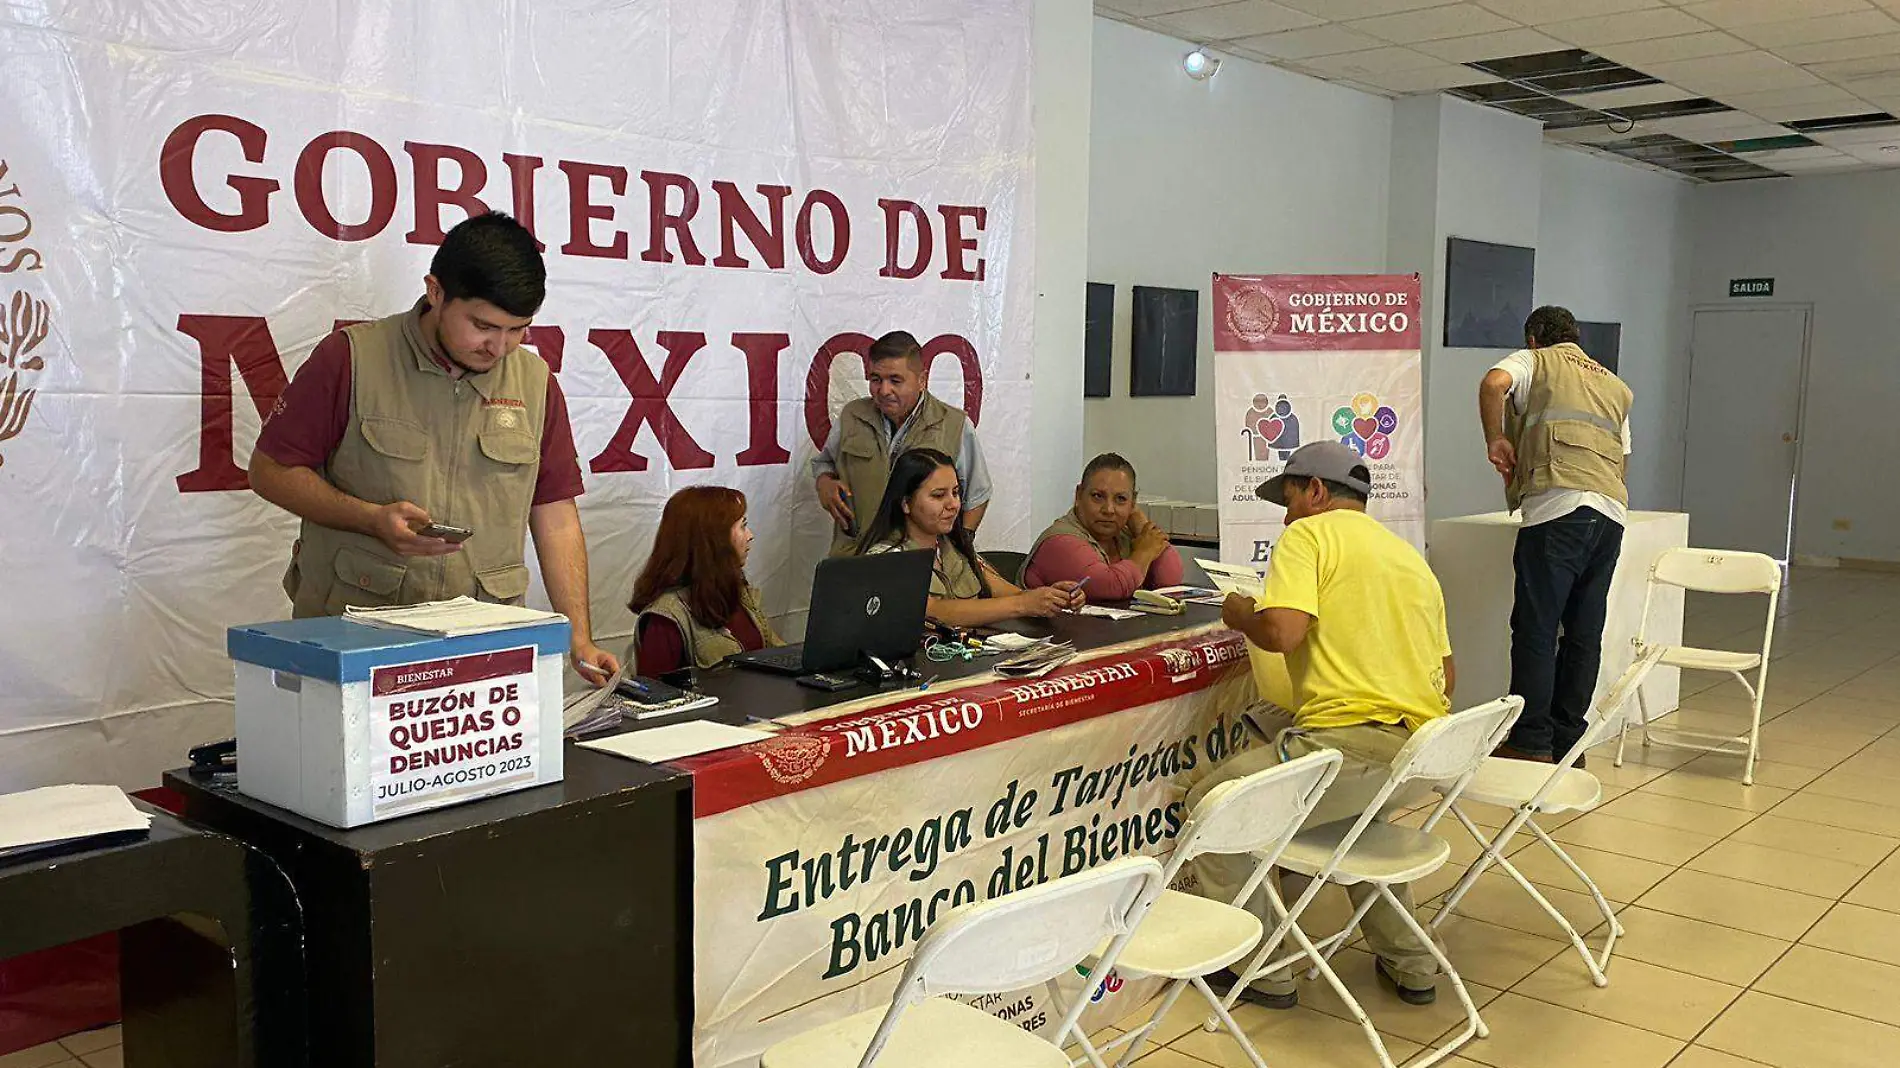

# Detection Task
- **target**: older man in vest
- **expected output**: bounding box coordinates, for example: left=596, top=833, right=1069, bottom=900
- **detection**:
left=1479, top=305, right=1633, bottom=763
left=811, top=330, right=992, bottom=554
left=249, top=211, right=619, bottom=686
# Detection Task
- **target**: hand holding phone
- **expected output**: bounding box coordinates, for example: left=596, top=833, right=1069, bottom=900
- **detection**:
left=417, top=522, right=473, bottom=543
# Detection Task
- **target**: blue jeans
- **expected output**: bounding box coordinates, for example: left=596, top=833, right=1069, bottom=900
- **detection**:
left=1508, top=507, right=1624, bottom=758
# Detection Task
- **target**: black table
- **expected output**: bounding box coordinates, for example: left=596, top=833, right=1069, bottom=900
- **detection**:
left=0, top=805, right=305, bottom=1068
left=166, top=747, right=692, bottom=1068
left=688, top=602, right=1225, bottom=722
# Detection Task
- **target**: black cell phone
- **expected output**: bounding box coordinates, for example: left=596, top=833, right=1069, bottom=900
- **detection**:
left=418, top=522, right=473, bottom=543
left=796, top=673, right=858, bottom=692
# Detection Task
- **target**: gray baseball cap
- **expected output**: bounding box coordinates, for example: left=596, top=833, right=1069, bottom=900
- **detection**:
left=1255, top=441, right=1374, bottom=503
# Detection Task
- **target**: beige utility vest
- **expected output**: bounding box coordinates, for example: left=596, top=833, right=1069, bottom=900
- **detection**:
left=285, top=305, right=549, bottom=618
left=1506, top=343, right=1633, bottom=513
left=831, top=392, right=966, bottom=554
left=868, top=536, right=986, bottom=599
left=1020, top=510, right=1128, bottom=585
left=632, top=585, right=781, bottom=670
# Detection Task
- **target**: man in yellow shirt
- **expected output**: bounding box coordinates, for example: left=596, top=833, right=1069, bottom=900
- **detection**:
left=1192, top=442, right=1455, bottom=1008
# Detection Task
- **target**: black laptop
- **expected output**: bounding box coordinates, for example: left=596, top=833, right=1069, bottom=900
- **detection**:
left=726, top=549, right=935, bottom=676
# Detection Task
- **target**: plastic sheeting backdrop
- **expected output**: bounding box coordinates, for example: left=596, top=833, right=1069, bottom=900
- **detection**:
left=0, top=0, right=1037, bottom=790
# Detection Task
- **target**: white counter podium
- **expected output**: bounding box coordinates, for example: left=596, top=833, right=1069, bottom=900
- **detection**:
left=1430, top=510, right=1687, bottom=725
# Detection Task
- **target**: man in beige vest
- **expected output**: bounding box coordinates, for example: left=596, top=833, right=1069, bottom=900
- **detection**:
left=249, top=211, right=619, bottom=686
left=811, top=330, right=991, bottom=554
left=1478, top=305, right=1633, bottom=762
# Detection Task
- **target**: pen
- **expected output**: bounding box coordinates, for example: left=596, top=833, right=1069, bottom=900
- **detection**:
left=1064, top=575, right=1091, bottom=613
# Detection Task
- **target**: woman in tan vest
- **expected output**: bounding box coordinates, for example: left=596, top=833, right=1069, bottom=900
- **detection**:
left=855, top=448, right=1082, bottom=628
left=629, top=486, right=783, bottom=674
left=1021, top=452, right=1186, bottom=600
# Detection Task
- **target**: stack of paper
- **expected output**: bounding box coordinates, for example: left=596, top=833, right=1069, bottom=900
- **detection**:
left=346, top=596, right=565, bottom=637
left=578, top=721, right=772, bottom=763
left=1198, top=560, right=1265, bottom=600
left=1078, top=605, right=1143, bottom=621
left=0, top=784, right=152, bottom=860
left=995, top=641, right=1078, bottom=678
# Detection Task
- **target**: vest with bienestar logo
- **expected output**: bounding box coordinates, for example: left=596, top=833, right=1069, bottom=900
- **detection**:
left=1505, top=342, right=1633, bottom=513
left=831, top=391, right=966, bottom=554
left=283, top=305, right=549, bottom=618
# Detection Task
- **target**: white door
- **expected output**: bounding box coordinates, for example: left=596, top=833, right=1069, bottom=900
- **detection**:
left=1682, top=307, right=1809, bottom=558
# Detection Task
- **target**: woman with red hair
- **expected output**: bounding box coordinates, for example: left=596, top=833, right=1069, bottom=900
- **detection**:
left=629, top=486, right=782, bottom=675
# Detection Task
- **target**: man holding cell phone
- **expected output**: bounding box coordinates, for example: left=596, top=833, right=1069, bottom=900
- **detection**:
left=248, top=211, right=619, bottom=686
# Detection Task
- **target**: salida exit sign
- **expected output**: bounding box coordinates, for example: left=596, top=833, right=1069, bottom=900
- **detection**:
left=1729, top=278, right=1775, bottom=297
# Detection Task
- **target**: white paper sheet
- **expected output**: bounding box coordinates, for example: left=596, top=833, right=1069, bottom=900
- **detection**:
left=0, top=784, right=152, bottom=853
left=1078, top=605, right=1143, bottom=621
left=578, top=721, right=772, bottom=764
left=346, top=596, right=566, bottom=637
left=1198, top=560, right=1265, bottom=600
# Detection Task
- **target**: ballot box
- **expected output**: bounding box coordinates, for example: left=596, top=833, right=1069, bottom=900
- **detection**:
left=227, top=616, right=569, bottom=828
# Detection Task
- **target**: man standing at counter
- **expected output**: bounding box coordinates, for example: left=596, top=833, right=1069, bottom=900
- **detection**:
left=248, top=211, right=618, bottom=685
left=1478, top=305, right=1633, bottom=763
left=812, top=330, right=991, bottom=555
left=1203, top=441, right=1453, bottom=1007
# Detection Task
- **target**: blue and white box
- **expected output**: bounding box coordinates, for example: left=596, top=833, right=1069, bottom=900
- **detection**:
left=227, top=616, right=570, bottom=828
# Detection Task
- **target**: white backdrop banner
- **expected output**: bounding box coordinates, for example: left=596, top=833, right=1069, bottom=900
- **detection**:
left=1212, top=274, right=1424, bottom=563
left=0, top=1, right=1036, bottom=790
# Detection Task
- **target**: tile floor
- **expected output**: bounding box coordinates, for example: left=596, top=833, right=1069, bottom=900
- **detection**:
left=7, top=568, right=1899, bottom=1068
left=1067, top=565, right=1900, bottom=1068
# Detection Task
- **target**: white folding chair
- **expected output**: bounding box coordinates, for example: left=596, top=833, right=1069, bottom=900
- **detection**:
left=1617, top=548, right=1782, bottom=785
left=1087, top=749, right=1344, bottom=1068
left=1428, top=646, right=1666, bottom=987
left=1214, top=697, right=1524, bottom=1068
left=760, top=855, right=1166, bottom=1068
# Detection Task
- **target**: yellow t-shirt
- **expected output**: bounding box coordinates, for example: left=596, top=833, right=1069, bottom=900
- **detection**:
left=1255, top=509, right=1452, bottom=732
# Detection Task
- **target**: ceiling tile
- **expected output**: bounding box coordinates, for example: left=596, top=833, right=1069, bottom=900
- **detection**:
left=1277, top=0, right=1460, bottom=17
left=1645, top=111, right=1790, bottom=136
left=1543, top=8, right=1716, bottom=46
left=1842, top=73, right=1900, bottom=97
left=1094, top=0, right=1238, bottom=16
left=1544, top=121, right=1662, bottom=143
left=1231, top=23, right=1392, bottom=58
left=1095, top=0, right=1239, bottom=17
left=1733, top=10, right=1900, bottom=48
left=1810, top=54, right=1900, bottom=79
left=1771, top=154, right=1873, bottom=169
left=1718, top=83, right=1868, bottom=109
left=1641, top=50, right=1822, bottom=95
left=1678, top=0, right=1873, bottom=31
left=1738, top=145, right=1846, bottom=163
left=1775, top=32, right=1900, bottom=64
left=1299, top=46, right=1448, bottom=75
left=1366, top=62, right=1518, bottom=91
left=1475, top=0, right=1661, bottom=21
left=1346, top=4, right=1520, bottom=43
left=1589, top=32, right=1754, bottom=66
left=1840, top=138, right=1900, bottom=161
left=1564, top=82, right=1700, bottom=108
left=1413, top=28, right=1568, bottom=62
left=1751, top=104, right=1875, bottom=123
left=1148, top=0, right=1326, bottom=40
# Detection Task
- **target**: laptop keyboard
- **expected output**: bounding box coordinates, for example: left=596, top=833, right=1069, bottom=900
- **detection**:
left=744, top=645, right=806, bottom=671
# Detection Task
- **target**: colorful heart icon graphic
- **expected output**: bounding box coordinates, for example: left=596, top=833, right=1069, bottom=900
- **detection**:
left=1353, top=392, right=1379, bottom=418
left=1353, top=416, right=1378, bottom=440
left=1365, top=433, right=1391, bottom=460
left=1263, top=417, right=1286, bottom=442
left=1340, top=434, right=1367, bottom=456
left=1332, top=407, right=1355, bottom=436
left=1375, top=406, right=1398, bottom=435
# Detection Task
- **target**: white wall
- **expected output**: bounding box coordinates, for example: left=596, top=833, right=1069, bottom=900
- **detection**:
left=1690, top=170, right=1900, bottom=562
left=1027, top=0, right=1094, bottom=544
left=1083, top=17, right=1393, bottom=505
left=1537, top=146, right=1694, bottom=511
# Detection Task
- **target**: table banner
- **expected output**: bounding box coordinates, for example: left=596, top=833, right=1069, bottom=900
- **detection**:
left=686, top=632, right=1261, bottom=1066
left=1212, top=274, right=1425, bottom=562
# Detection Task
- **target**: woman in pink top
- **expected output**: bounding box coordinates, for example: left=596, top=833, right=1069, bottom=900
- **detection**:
left=1021, top=453, right=1185, bottom=602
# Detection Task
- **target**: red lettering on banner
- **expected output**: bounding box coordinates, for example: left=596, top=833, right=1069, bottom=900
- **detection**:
left=878, top=199, right=931, bottom=280
left=588, top=330, right=715, bottom=472
left=795, top=190, right=850, bottom=275
left=404, top=141, right=490, bottom=245
left=174, top=315, right=291, bottom=492
left=733, top=332, right=791, bottom=467
left=711, top=182, right=790, bottom=270
left=502, top=153, right=546, bottom=250
left=937, top=205, right=986, bottom=282
left=640, top=171, right=707, bottom=266
left=559, top=160, right=628, bottom=259
left=159, top=114, right=278, bottom=233
left=293, top=131, right=398, bottom=241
